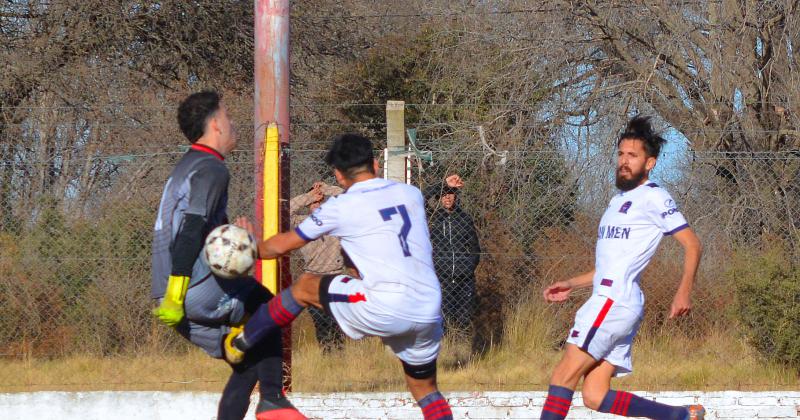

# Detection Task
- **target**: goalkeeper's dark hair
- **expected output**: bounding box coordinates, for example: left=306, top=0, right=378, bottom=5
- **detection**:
left=617, top=115, right=666, bottom=158
left=325, top=133, right=375, bottom=178
left=177, top=90, right=221, bottom=143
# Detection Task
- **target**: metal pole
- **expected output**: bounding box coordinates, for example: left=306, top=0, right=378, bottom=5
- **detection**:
left=255, top=0, right=291, bottom=390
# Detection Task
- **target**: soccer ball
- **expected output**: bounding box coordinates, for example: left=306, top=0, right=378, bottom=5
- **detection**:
left=203, top=224, right=258, bottom=279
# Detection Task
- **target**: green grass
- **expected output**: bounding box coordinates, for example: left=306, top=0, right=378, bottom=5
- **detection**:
left=1, top=310, right=796, bottom=393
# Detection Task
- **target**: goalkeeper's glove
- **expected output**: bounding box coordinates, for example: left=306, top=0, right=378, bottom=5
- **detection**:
left=153, top=275, right=190, bottom=327
left=223, top=324, right=247, bottom=365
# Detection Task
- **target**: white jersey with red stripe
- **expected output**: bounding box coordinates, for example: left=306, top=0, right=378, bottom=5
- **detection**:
left=592, top=181, right=688, bottom=307
left=295, top=177, right=441, bottom=323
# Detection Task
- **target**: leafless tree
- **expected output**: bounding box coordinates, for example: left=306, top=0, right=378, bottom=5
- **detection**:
left=558, top=0, right=799, bottom=152
left=0, top=1, right=255, bottom=220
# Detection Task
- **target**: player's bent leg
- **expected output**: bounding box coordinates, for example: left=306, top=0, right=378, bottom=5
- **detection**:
left=227, top=284, right=309, bottom=359
left=580, top=360, right=616, bottom=410
left=587, top=349, right=695, bottom=418
left=403, top=360, right=453, bottom=420
left=550, top=343, right=600, bottom=389
left=590, top=362, right=693, bottom=420
left=596, top=389, right=693, bottom=419
left=392, top=322, right=452, bottom=420
left=290, top=272, right=323, bottom=308
left=403, top=360, right=439, bottom=401
left=180, top=278, right=259, bottom=361
left=540, top=344, right=599, bottom=420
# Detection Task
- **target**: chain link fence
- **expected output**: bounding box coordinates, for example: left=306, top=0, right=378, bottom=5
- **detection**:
left=1, top=129, right=799, bottom=387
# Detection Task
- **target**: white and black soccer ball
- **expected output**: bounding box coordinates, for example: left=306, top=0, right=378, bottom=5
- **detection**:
left=203, top=224, right=257, bottom=279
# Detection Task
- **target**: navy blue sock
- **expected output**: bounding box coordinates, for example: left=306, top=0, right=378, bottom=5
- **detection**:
left=599, top=390, right=689, bottom=419
left=418, top=391, right=453, bottom=420
left=540, top=385, right=574, bottom=420
left=239, top=288, right=303, bottom=350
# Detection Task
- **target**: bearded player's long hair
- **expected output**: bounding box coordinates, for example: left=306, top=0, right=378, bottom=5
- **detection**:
left=617, top=116, right=667, bottom=158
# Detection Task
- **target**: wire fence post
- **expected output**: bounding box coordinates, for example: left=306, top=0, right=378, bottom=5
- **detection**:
left=386, top=100, right=407, bottom=183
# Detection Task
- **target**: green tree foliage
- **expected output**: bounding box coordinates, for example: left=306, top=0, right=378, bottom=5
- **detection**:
left=731, top=247, right=800, bottom=368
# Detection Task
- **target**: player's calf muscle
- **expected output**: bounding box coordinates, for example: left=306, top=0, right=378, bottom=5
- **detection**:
left=405, top=375, right=438, bottom=401
left=291, top=273, right=322, bottom=307
left=580, top=387, right=607, bottom=410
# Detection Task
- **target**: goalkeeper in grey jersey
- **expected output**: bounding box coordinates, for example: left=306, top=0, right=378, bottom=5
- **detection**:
left=151, top=91, right=305, bottom=420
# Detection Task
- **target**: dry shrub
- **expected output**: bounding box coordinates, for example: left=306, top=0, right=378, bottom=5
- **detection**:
left=730, top=245, right=800, bottom=369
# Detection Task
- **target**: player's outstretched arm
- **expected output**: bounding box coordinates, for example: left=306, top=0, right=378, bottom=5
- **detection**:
left=543, top=269, right=595, bottom=302
left=233, top=216, right=309, bottom=259
left=258, top=230, right=308, bottom=259
left=668, top=227, right=703, bottom=319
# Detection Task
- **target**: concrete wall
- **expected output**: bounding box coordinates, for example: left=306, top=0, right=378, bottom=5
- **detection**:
left=2, top=391, right=799, bottom=419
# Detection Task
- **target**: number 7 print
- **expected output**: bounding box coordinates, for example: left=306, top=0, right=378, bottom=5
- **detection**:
left=379, top=205, right=412, bottom=257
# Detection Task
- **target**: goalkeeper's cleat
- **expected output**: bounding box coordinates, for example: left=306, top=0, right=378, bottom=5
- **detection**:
left=223, top=326, right=246, bottom=365
left=685, top=404, right=705, bottom=420
left=255, top=394, right=307, bottom=420
left=255, top=408, right=307, bottom=420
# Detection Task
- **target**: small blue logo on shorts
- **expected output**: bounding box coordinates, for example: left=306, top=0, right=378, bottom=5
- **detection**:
left=571, top=330, right=580, bottom=338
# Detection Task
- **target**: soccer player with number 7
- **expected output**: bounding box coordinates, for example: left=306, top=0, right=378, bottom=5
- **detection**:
left=230, top=133, right=454, bottom=420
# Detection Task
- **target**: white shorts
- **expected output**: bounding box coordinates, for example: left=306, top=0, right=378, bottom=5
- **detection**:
left=566, top=295, right=643, bottom=377
left=320, top=275, right=443, bottom=366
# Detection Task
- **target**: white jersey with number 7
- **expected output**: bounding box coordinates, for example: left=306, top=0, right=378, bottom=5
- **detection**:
left=295, top=177, right=442, bottom=323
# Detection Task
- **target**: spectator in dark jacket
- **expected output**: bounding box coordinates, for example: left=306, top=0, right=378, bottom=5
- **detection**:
left=426, top=175, right=481, bottom=334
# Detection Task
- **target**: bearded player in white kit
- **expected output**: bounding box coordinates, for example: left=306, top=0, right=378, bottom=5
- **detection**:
left=539, top=116, right=705, bottom=420
left=228, top=133, right=454, bottom=420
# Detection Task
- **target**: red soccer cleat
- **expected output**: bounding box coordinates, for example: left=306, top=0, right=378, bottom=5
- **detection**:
left=256, top=408, right=308, bottom=420
left=685, top=404, right=705, bottom=420
left=255, top=395, right=307, bottom=420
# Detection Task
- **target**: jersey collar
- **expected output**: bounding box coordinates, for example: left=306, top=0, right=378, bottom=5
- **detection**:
left=191, top=143, right=224, bottom=160
left=619, top=180, right=651, bottom=196
left=345, top=177, right=383, bottom=193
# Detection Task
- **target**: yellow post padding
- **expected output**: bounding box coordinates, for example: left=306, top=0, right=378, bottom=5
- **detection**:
left=262, top=123, right=280, bottom=294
